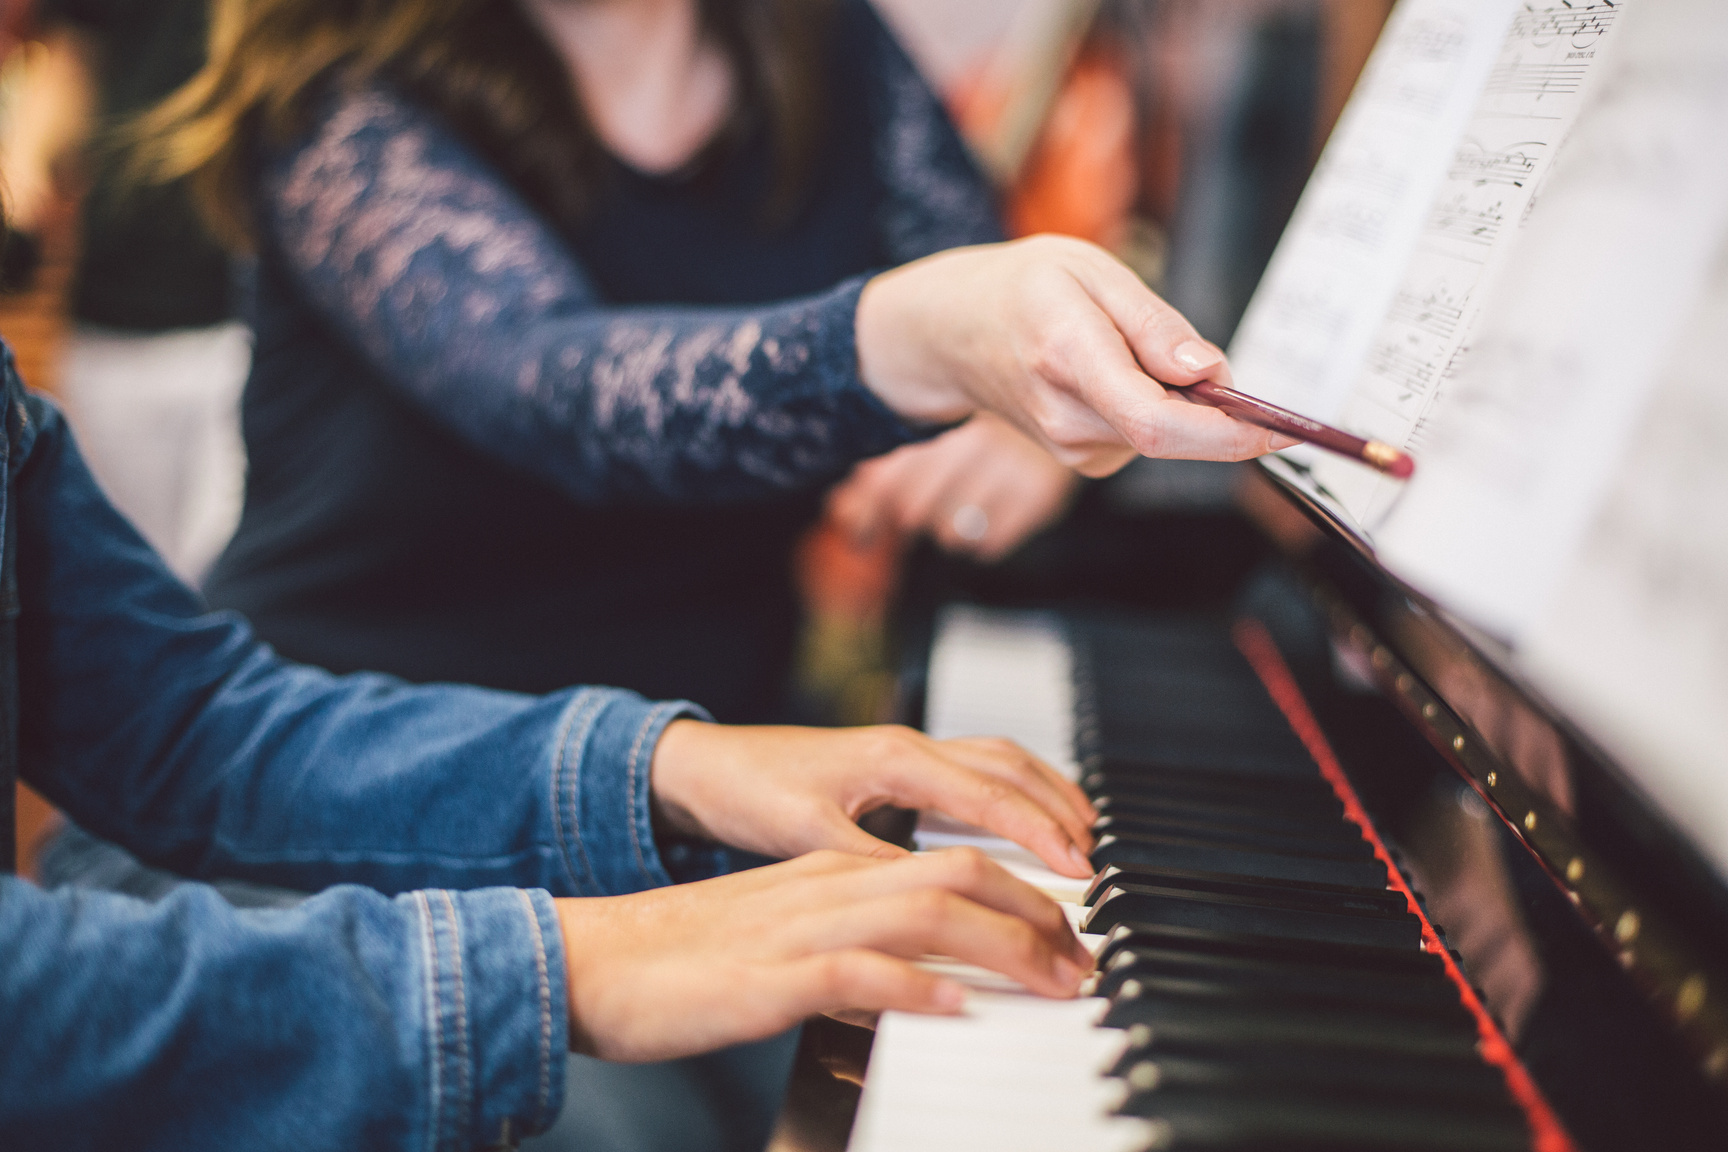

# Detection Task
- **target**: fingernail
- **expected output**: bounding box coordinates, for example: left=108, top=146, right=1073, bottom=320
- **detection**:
left=1068, top=844, right=1094, bottom=875
left=934, top=980, right=967, bottom=1012
left=1172, top=340, right=1222, bottom=374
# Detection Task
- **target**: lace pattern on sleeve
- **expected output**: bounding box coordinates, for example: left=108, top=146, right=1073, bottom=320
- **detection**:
left=263, top=85, right=914, bottom=505
left=868, top=20, right=1006, bottom=264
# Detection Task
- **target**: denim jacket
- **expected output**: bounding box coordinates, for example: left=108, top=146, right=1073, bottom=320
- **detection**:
left=0, top=347, right=720, bottom=1150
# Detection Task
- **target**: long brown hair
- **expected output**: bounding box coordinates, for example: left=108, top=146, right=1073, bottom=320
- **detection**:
left=136, top=0, right=835, bottom=250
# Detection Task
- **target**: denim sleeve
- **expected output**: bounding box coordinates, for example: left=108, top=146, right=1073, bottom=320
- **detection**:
left=16, top=391, right=726, bottom=898
left=258, top=84, right=923, bottom=507
left=0, top=875, right=567, bottom=1151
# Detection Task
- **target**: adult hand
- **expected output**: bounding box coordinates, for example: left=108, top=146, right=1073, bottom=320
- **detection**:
left=556, top=848, right=1090, bottom=1062
left=650, top=720, right=1096, bottom=878
left=856, top=233, right=1296, bottom=476
left=827, top=413, right=1080, bottom=562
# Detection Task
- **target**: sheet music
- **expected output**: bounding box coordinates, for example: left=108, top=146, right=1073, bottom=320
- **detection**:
left=1517, top=231, right=1728, bottom=882
left=1374, top=0, right=1728, bottom=639
left=1310, top=0, right=1634, bottom=523
left=1227, top=0, right=1517, bottom=421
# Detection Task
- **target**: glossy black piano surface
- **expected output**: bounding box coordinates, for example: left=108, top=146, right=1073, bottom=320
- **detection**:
left=773, top=461, right=1728, bottom=1152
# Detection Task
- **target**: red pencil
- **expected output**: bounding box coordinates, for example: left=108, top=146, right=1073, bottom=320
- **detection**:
left=1175, top=378, right=1415, bottom=479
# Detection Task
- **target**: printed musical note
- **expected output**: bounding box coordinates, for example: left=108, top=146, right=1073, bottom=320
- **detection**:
left=1507, top=1, right=1621, bottom=49
left=1448, top=140, right=1543, bottom=187
left=1387, top=281, right=1468, bottom=340
left=1228, top=0, right=1519, bottom=420
left=1426, top=195, right=1506, bottom=247
left=1306, top=0, right=1639, bottom=525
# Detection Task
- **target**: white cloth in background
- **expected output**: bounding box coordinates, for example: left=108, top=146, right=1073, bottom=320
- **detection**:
left=57, top=321, right=250, bottom=586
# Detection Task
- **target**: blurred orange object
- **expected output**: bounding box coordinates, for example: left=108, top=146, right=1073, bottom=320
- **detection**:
left=1002, top=49, right=1139, bottom=248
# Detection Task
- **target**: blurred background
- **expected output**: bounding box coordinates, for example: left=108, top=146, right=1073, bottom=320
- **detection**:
left=0, top=0, right=1393, bottom=877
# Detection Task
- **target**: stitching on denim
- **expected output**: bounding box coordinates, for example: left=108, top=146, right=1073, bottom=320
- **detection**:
left=517, top=889, right=555, bottom=1129
left=623, top=702, right=673, bottom=881
left=438, top=891, right=472, bottom=1140
left=546, top=693, right=589, bottom=894
left=561, top=692, right=609, bottom=893
left=413, top=891, right=442, bottom=1152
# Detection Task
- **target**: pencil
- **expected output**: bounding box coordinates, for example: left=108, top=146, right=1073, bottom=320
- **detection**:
left=1176, top=378, right=1415, bottom=479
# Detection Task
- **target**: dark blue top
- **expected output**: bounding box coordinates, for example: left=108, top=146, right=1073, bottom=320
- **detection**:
left=205, top=1, right=1002, bottom=719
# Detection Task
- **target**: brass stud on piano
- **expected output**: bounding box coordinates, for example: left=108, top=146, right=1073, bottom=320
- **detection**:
left=1396, top=673, right=1413, bottom=693
left=1486, top=771, right=1498, bottom=788
left=1452, top=735, right=1466, bottom=753
left=1372, top=647, right=1392, bottom=671
left=1706, top=1046, right=1728, bottom=1081
left=1676, top=974, right=1707, bottom=1023
left=1615, top=909, right=1641, bottom=945
left=1128, top=1061, right=1162, bottom=1092
left=1566, top=857, right=1585, bottom=884
left=1524, top=810, right=1538, bottom=833
left=1422, top=702, right=1438, bottom=720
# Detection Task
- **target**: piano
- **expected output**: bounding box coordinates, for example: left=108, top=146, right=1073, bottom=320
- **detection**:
left=765, top=457, right=1728, bottom=1152
left=764, top=2, right=1728, bottom=1148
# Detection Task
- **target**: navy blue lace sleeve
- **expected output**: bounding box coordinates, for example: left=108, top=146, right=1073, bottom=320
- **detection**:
left=862, top=3, right=1007, bottom=262
left=259, top=85, right=923, bottom=506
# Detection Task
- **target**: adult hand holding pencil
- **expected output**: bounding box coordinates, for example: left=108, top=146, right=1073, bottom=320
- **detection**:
left=1171, top=376, right=1416, bottom=479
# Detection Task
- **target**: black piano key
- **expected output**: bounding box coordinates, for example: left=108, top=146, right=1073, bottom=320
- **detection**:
left=1095, top=947, right=1467, bottom=1016
left=1101, top=982, right=1481, bottom=1060
left=1083, top=863, right=1405, bottom=914
left=1083, top=762, right=1343, bottom=809
left=1092, top=813, right=1377, bottom=860
left=1083, top=864, right=1405, bottom=914
left=1083, top=881, right=1424, bottom=949
left=1092, top=793, right=1362, bottom=840
left=1093, top=967, right=1475, bottom=1031
left=1091, top=834, right=1392, bottom=889
left=1110, top=1045, right=1514, bottom=1108
left=1116, top=1088, right=1531, bottom=1152
left=1093, top=921, right=1442, bottom=978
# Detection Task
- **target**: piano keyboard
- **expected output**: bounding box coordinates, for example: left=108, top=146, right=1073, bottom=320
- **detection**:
left=847, top=606, right=1545, bottom=1152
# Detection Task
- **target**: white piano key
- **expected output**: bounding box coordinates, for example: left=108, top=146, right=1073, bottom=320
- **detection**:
left=847, top=990, right=1151, bottom=1152
left=923, top=605, right=1077, bottom=776
left=846, top=607, right=1144, bottom=1152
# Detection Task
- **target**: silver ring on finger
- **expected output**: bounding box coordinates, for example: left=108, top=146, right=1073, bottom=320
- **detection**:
left=951, top=504, right=990, bottom=542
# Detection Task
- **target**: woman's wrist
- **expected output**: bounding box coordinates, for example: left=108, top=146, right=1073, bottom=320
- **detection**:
left=855, top=256, right=978, bottom=427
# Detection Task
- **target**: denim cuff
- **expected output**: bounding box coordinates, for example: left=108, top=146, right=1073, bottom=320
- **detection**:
left=409, top=886, right=567, bottom=1150
left=548, top=688, right=710, bottom=896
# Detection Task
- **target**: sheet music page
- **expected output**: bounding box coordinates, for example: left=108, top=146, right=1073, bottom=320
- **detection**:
left=1516, top=233, right=1728, bottom=882
left=1374, top=0, right=1728, bottom=639
left=1310, top=0, right=1634, bottom=522
left=1227, top=0, right=1516, bottom=422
